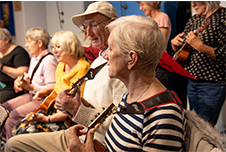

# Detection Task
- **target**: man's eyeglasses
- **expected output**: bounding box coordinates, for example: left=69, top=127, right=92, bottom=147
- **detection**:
left=79, top=18, right=110, bottom=31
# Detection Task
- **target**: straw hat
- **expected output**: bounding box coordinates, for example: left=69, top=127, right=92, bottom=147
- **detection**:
left=71, top=1, right=118, bottom=26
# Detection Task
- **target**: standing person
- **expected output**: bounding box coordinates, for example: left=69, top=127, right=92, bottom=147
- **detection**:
left=5, top=1, right=126, bottom=151
left=137, top=1, right=172, bottom=87
left=66, top=15, right=185, bottom=152
left=0, top=28, right=30, bottom=103
left=1, top=27, right=58, bottom=140
left=171, top=1, right=225, bottom=126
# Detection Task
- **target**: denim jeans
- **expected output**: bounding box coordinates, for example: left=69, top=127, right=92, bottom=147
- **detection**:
left=187, top=79, right=226, bottom=126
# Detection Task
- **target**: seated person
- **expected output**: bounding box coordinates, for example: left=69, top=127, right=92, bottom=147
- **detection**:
left=2, top=30, right=90, bottom=140
left=4, top=1, right=127, bottom=151
left=12, top=30, right=91, bottom=136
left=1, top=27, right=57, bottom=140
left=67, top=15, right=186, bottom=151
left=0, top=28, right=30, bottom=103
left=77, top=29, right=100, bottom=63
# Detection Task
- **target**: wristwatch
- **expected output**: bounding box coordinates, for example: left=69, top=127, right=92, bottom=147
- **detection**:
left=0, top=64, right=4, bottom=72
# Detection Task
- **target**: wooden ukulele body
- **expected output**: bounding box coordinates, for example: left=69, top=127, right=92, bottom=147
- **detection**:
left=173, top=43, right=191, bottom=65
left=173, top=18, right=209, bottom=65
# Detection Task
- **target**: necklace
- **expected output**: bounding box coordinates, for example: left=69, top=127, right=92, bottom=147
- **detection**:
left=135, top=84, right=150, bottom=102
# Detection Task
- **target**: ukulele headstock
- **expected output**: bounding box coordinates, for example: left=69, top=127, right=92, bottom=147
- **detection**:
left=67, top=68, right=95, bottom=97
left=88, top=103, right=117, bottom=129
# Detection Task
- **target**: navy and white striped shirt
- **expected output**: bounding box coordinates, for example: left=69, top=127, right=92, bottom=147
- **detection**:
left=105, top=92, right=186, bottom=151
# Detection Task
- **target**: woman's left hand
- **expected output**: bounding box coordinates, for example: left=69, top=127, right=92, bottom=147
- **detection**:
left=186, top=31, right=203, bottom=51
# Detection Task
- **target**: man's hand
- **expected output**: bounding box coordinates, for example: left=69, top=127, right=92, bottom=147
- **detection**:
left=56, top=88, right=81, bottom=116
left=66, top=125, right=95, bottom=152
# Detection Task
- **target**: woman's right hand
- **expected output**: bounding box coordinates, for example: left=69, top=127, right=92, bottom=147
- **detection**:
left=14, top=76, right=24, bottom=93
left=26, top=112, right=48, bottom=123
left=33, top=90, right=46, bottom=100
left=171, top=32, right=185, bottom=52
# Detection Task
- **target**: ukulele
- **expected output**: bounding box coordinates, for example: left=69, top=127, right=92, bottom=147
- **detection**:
left=173, top=21, right=209, bottom=65
left=25, top=62, right=107, bottom=127
left=84, top=103, right=117, bottom=142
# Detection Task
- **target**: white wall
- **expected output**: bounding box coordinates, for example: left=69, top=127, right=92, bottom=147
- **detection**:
left=13, top=2, right=47, bottom=47
left=13, top=1, right=84, bottom=48
left=45, top=1, right=83, bottom=37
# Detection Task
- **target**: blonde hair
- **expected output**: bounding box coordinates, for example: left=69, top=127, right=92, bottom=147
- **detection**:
left=51, top=31, right=84, bottom=59
left=204, top=1, right=221, bottom=14
left=0, top=28, right=12, bottom=42
left=25, top=27, right=50, bottom=48
left=107, top=15, right=165, bottom=78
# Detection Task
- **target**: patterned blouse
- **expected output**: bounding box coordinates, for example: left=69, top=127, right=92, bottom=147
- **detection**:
left=182, top=7, right=226, bottom=82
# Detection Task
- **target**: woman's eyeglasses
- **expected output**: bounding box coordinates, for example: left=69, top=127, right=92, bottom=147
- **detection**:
left=50, top=45, right=61, bottom=50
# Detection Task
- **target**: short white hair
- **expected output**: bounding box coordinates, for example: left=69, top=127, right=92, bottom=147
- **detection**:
left=25, top=27, right=50, bottom=49
left=107, top=15, right=165, bottom=78
left=0, top=28, right=12, bottom=42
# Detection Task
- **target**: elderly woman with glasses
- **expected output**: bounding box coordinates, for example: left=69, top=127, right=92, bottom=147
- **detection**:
left=171, top=1, right=225, bottom=126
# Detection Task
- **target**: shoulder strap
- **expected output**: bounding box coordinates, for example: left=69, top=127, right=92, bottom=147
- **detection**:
left=30, top=52, right=53, bottom=83
left=119, top=90, right=183, bottom=114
